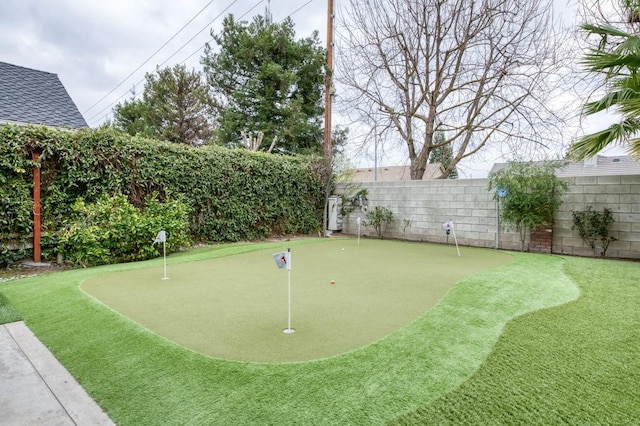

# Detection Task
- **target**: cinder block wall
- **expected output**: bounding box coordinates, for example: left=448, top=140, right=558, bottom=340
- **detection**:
left=554, top=175, right=640, bottom=259
left=335, top=174, right=640, bottom=259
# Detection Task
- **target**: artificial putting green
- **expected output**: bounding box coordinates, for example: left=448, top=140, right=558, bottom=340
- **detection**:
left=81, top=238, right=512, bottom=362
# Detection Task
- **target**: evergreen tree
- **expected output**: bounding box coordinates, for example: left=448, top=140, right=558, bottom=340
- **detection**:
left=113, top=65, right=213, bottom=146
left=429, top=131, right=458, bottom=178
left=201, top=14, right=325, bottom=154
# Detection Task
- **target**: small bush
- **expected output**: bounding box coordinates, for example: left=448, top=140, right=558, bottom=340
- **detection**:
left=572, top=206, right=616, bottom=257
left=58, top=193, right=191, bottom=267
left=365, top=206, right=394, bottom=239
left=488, top=161, right=568, bottom=251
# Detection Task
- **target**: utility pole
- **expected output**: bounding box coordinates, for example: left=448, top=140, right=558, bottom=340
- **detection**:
left=323, top=0, right=334, bottom=159
left=265, top=0, right=272, bottom=24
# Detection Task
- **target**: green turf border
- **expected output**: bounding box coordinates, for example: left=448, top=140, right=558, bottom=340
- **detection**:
left=391, top=256, right=640, bottom=424
left=0, top=240, right=579, bottom=425
left=0, top=291, right=21, bottom=324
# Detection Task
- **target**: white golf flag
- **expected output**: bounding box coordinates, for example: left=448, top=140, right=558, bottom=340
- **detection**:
left=153, top=230, right=166, bottom=244
left=273, top=251, right=291, bottom=270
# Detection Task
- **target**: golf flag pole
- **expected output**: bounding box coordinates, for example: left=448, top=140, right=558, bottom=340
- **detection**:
left=443, top=220, right=461, bottom=257
left=154, top=230, right=168, bottom=280
left=163, top=239, right=168, bottom=279
left=450, top=220, right=461, bottom=257
left=285, top=248, right=293, bottom=333
left=273, top=248, right=294, bottom=334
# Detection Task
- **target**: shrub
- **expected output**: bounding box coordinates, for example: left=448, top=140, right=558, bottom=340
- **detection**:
left=488, top=161, right=568, bottom=251
left=58, top=193, right=191, bottom=267
left=572, top=206, right=616, bottom=257
left=0, top=124, right=324, bottom=253
left=0, top=174, right=33, bottom=266
left=365, top=206, right=394, bottom=239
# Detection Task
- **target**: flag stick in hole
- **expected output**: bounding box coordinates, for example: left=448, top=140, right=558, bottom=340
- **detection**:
left=153, top=230, right=169, bottom=280
left=273, top=248, right=294, bottom=334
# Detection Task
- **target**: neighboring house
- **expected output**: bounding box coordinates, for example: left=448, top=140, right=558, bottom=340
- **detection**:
left=489, top=155, right=640, bottom=177
left=0, top=61, right=87, bottom=128
left=350, top=164, right=444, bottom=182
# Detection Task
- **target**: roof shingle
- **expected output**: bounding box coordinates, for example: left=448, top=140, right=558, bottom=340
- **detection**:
left=0, top=61, right=87, bottom=129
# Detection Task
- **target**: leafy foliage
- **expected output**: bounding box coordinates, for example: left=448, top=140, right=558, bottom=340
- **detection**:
left=0, top=124, right=324, bottom=264
left=113, top=65, right=213, bottom=145
left=365, top=206, right=394, bottom=239
left=202, top=15, right=325, bottom=154
left=488, top=162, right=568, bottom=251
left=113, top=97, right=155, bottom=138
left=58, top=193, right=191, bottom=267
left=570, top=5, right=640, bottom=159
left=571, top=206, right=616, bottom=257
left=429, top=131, right=458, bottom=179
left=0, top=175, right=32, bottom=260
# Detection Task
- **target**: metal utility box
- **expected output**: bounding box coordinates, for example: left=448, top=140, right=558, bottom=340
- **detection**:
left=327, top=196, right=343, bottom=231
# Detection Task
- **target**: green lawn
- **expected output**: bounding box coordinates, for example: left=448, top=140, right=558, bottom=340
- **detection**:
left=0, top=291, right=21, bottom=324
left=1, top=239, right=636, bottom=424
left=392, top=256, right=640, bottom=425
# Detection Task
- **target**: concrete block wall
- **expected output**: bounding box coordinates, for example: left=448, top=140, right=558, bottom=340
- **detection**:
left=336, top=174, right=640, bottom=260
left=554, top=175, right=640, bottom=259
left=337, top=179, right=523, bottom=252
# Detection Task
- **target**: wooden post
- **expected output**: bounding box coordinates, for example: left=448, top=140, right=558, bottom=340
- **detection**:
left=32, top=151, right=41, bottom=263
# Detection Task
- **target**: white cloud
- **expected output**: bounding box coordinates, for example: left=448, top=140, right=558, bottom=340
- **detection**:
left=0, top=0, right=326, bottom=125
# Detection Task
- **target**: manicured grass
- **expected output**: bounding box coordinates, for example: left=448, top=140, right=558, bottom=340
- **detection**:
left=392, top=256, right=640, bottom=425
left=0, top=291, right=21, bottom=324
left=81, top=238, right=511, bottom=362
left=1, top=239, right=581, bottom=424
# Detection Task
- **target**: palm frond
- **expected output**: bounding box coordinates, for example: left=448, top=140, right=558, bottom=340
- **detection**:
left=568, top=118, right=640, bottom=160
left=581, top=23, right=632, bottom=38
left=583, top=87, right=638, bottom=114
left=628, top=137, right=640, bottom=158
left=582, top=50, right=640, bottom=72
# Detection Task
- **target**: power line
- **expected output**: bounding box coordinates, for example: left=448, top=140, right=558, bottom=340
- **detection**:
left=86, top=0, right=247, bottom=126
left=283, top=0, right=316, bottom=20
left=82, top=0, right=218, bottom=116
left=176, top=0, right=266, bottom=66
left=87, top=0, right=321, bottom=127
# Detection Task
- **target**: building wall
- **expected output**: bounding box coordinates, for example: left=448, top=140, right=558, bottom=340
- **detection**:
left=335, top=174, right=640, bottom=260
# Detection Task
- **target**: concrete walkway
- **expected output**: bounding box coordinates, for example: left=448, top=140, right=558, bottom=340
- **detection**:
left=0, top=321, right=114, bottom=425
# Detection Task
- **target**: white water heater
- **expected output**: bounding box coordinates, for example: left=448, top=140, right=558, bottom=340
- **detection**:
left=327, top=197, right=343, bottom=231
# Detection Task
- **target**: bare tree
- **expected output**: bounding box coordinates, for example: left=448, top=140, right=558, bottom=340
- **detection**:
left=336, top=0, right=571, bottom=179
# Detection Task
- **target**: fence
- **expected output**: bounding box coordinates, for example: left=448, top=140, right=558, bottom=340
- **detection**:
left=335, top=174, right=640, bottom=260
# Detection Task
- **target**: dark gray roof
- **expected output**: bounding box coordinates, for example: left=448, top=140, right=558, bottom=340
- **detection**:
left=0, top=61, right=87, bottom=129
left=490, top=155, right=640, bottom=177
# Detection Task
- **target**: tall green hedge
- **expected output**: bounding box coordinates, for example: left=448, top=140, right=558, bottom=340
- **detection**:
left=0, top=125, right=324, bottom=263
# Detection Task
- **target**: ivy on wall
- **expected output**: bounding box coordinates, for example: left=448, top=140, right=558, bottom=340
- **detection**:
left=0, top=125, right=324, bottom=264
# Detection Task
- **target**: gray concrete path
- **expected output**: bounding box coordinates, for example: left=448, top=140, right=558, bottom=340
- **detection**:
left=0, top=321, right=114, bottom=425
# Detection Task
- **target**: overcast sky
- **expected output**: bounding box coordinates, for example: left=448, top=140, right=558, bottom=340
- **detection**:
left=0, top=0, right=626, bottom=177
left=0, top=0, right=326, bottom=125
